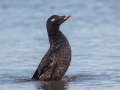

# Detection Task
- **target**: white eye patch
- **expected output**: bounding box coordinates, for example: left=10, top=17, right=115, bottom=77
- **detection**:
left=51, top=18, right=55, bottom=21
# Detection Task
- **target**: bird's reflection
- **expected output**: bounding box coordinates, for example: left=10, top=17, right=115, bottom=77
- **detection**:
left=35, top=74, right=97, bottom=90
left=37, top=80, right=68, bottom=90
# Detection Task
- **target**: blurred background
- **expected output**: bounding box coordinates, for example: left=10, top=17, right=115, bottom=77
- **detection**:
left=0, top=0, right=120, bottom=90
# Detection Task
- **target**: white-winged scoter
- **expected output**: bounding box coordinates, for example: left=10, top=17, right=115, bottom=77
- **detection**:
left=32, top=15, right=72, bottom=81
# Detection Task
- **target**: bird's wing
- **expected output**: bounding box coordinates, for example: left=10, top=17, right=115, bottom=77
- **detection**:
left=32, top=49, right=57, bottom=80
left=32, top=68, right=39, bottom=79
left=39, top=60, right=56, bottom=81
left=32, top=57, right=53, bottom=79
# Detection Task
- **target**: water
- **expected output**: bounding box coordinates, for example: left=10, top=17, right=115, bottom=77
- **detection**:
left=0, top=0, right=120, bottom=90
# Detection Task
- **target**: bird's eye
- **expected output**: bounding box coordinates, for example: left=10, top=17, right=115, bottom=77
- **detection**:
left=51, top=18, right=55, bottom=21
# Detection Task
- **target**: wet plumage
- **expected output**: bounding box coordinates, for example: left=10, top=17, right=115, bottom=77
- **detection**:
left=32, top=15, right=72, bottom=81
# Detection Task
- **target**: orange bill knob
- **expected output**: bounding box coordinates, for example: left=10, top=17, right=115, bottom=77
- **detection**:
left=64, top=15, right=71, bottom=20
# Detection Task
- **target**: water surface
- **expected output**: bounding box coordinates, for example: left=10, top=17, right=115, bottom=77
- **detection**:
left=0, top=0, right=120, bottom=90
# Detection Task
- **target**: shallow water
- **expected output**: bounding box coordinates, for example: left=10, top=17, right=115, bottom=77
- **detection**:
left=0, top=0, right=120, bottom=90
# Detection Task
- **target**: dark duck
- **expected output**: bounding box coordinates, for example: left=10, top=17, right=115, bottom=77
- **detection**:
left=32, top=15, right=72, bottom=81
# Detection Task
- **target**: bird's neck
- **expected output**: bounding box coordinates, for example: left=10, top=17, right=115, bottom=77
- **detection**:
left=48, top=30, right=66, bottom=46
left=47, top=25, right=59, bottom=36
